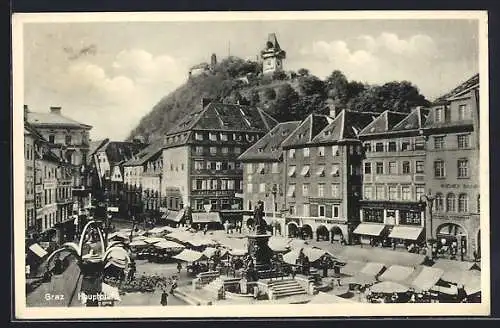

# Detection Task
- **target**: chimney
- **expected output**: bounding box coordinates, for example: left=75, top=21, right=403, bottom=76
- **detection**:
left=24, top=105, right=29, bottom=121
left=201, top=98, right=212, bottom=108
left=328, top=104, right=338, bottom=118
left=50, top=106, right=62, bottom=114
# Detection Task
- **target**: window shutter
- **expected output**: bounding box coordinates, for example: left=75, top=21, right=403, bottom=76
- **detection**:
left=325, top=205, right=333, bottom=218
left=310, top=204, right=319, bottom=217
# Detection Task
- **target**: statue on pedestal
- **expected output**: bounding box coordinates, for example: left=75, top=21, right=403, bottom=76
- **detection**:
left=253, top=200, right=268, bottom=235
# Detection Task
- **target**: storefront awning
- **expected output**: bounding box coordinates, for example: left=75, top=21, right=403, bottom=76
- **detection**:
left=300, top=165, right=310, bottom=176
left=163, top=209, right=184, bottom=222
left=192, top=212, right=221, bottom=223
left=287, top=166, right=296, bottom=177
left=29, top=243, right=48, bottom=258
left=154, top=240, right=185, bottom=250
left=379, top=265, right=415, bottom=283
left=353, top=223, right=386, bottom=236
left=388, top=226, right=423, bottom=240
left=410, top=266, right=444, bottom=291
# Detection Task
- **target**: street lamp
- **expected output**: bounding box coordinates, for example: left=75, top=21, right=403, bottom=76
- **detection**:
left=271, top=184, right=278, bottom=236
left=420, top=190, right=435, bottom=245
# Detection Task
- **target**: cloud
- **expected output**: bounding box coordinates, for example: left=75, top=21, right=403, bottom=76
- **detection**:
left=296, top=32, right=460, bottom=99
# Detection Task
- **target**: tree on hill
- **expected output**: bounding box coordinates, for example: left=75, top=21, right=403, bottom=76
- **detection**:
left=325, top=70, right=349, bottom=105
left=263, top=87, right=277, bottom=101
left=269, top=83, right=300, bottom=121
left=297, top=68, right=310, bottom=77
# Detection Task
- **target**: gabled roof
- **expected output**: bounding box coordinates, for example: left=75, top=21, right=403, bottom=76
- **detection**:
left=166, top=101, right=278, bottom=136
left=313, top=110, right=378, bottom=144
left=281, top=114, right=332, bottom=148
left=99, top=141, right=147, bottom=165
left=123, top=141, right=163, bottom=167
left=27, top=111, right=92, bottom=129
left=88, top=139, right=109, bottom=160
left=24, top=121, right=47, bottom=143
left=238, top=121, right=301, bottom=162
left=392, top=107, right=429, bottom=132
left=358, top=111, right=407, bottom=136
left=433, top=73, right=479, bottom=104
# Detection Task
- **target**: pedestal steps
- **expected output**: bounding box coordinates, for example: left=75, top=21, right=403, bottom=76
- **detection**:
left=268, top=279, right=307, bottom=299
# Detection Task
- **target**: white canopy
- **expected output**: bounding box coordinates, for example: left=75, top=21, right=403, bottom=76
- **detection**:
left=148, top=226, right=174, bottom=234
left=129, top=240, right=148, bottom=247
left=370, top=281, right=409, bottom=294
left=154, top=240, right=185, bottom=250
left=29, top=243, right=47, bottom=258
left=229, top=249, right=248, bottom=256
left=173, top=249, right=207, bottom=262
left=143, top=237, right=166, bottom=244
left=379, top=265, right=415, bottom=283
left=410, top=266, right=445, bottom=292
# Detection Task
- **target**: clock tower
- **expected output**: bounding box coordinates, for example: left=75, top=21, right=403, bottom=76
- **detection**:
left=260, top=33, right=286, bottom=76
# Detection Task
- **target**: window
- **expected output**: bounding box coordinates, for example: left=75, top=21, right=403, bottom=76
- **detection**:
left=196, top=146, right=204, bottom=154
left=319, top=205, right=326, bottom=217
left=435, top=107, right=444, bottom=123
left=459, top=194, right=469, bottom=212
left=363, top=143, right=371, bottom=152
left=333, top=205, right=340, bottom=218
left=364, top=186, right=373, bottom=200
left=48, top=135, right=55, bottom=143
left=289, top=205, right=295, bottom=215
left=388, top=142, right=397, bottom=152
left=318, top=184, right=325, bottom=197
left=227, top=180, right=235, bottom=190
left=458, top=159, right=469, bottom=178
left=195, top=132, right=203, bottom=141
left=65, top=135, right=72, bottom=145
left=388, top=162, right=397, bottom=174
left=388, top=186, right=398, bottom=200
left=416, top=161, right=425, bottom=174
left=289, top=149, right=296, bottom=158
left=434, top=136, right=445, bottom=150
left=364, top=162, right=372, bottom=174
left=211, top=179, right=218, bottom=190
left=259, top=183, right=266, bottom=193
left=247, top=183, right=253, bottom=193
left=332, top=145, right=339, bottom=156
left=222, top=147, right=229, bottom=154
left=363, top=208, right=384, bottom=223
left=376, top=162, right=384, bottom=174
left=316, top=165, right=325, bottom=177
left=216, top=162, right=222, bottom=171
left=414, top=137, right=426, bottom=151
left=446, top=193, right=456, bottom=212
left=415, top=186, right=425, bottom=201
left=318, top=146, right=325, bottom=157
left=303, top=148, right=310, bottom=157
left=300, top=165, right=310, bottom=177
left=271, top=163, right=279, bottom=173
left=356, top=145, right=362, bottom=155
left=220, top=133, right=228, bottom=141
left=401, top=140, right=411, bottom=151
left=331, top=184, right=340, bottom=198
left=228, top=161, right=235, bottom=170
left=349, top=146, right=354, bottom=155
left=287, top=184, right=296, bottom=197
left=375, top=142, right=384, bottom=152
left=233, top=133, right=242, bottom=141
left=247, top=163, right=253, bottom=174
left=434, top=160, right=445, bottom=178
left=458, top=104, right=469, bottom=120
left=258, top=163, right=265, bottom=174
left=288, top=165, right=296, bottom=177
left=181, top=163, right=185, bottom=171
left=302, top=184, right=309, bottom=196
left=170, top=163, right=174, bottom=171
left=457, top=134, right=470, bottom=149
left=401, top=185, right=411, bottom=200
left=209, top=133, right=217, bottom=141
left=210, top=147, right=217, bottom=155
left=331, top=164, right=340, bottom=177
left=402, top=161, right=411, bottom=174
left=234, top=147, right=241, bottom=154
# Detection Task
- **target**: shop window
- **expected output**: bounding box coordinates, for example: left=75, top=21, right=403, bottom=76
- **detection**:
left=399, top=210, right=422, bottom=225
left=363, top=208, right=384, bottom=223
left=376, top=162, right=384, bottom=174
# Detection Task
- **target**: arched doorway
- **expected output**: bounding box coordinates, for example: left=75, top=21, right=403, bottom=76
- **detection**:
left=287, top=222, right=299, bottom=238
left=301, top=224, right=313, bottom=240
left=330, top=226, right=344, bottom=242
left=316, top=225, right=329, bottom=241
left=436, top=223, right=467, bottom=259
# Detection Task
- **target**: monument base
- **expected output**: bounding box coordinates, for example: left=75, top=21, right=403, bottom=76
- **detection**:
left=247, top=233, right=273, bottom=272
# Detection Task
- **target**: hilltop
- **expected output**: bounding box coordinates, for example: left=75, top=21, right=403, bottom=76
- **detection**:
left=127, top=56, right=430, bottom=142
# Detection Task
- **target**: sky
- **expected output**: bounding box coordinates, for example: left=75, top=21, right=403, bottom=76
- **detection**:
left=23, top=18, right=479, bottom=141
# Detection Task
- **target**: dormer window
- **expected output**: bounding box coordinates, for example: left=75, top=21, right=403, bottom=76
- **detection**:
left=303, top=148, right=310, bottom=157
left=220, top=133, right=228, bottom=141
left=318, top=146, right=325, bottom=157
left=195, top=133, right=204, bottom=141
left=246, top=134, right=254, bottom=142
left=209, top=133, right=217, bottom=141
left=258, top=147, right=264, bottom=153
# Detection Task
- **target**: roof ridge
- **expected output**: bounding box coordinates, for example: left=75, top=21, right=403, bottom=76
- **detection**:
left=281, top=115, right=311, bottom=147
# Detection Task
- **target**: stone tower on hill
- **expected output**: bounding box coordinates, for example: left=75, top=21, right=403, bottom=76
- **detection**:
left=260, top=33, right=286, bottom=76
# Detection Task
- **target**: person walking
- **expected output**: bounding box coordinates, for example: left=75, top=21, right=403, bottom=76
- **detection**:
left=177, top=262, right=182, bottom=274
left=160, top=289, right=168, bottom=306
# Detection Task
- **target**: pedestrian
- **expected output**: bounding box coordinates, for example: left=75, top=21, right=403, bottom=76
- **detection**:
left=161, top=289, right=168, bottom=306
left=203, top=225, right=208, bottom=235
left=177, top=262, right=182, bottom=274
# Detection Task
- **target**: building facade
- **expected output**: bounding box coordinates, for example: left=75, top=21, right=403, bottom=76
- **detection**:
left=357, top=109, right=429, bottom=246
left=423, top=74, right=480, bottom=259
left=161, top=100, right=278, bottom=226
left=238, top=121, right=301, bottom=234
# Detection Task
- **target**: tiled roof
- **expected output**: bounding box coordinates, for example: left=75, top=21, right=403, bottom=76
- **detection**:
left=281, top=114, right=332, bottom=148
left=433, top=73, right=479, bottom=103
left=313, top=110, right=378, bottom=144
left=123, top=141, right=163, bottom=167
left=101, top=141, right=147, bottom=165
left=27, top=111, right=92, bottom=129
left=359, top=111, right=407, bottom=136
left=238, top=121, right=301, bottom=162
left=165, top=101, right=278, bottom=136
left=392, top=107, right=429, bottom=132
